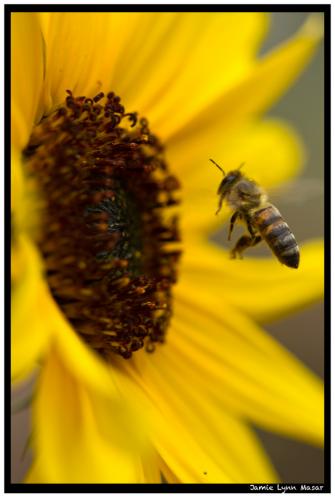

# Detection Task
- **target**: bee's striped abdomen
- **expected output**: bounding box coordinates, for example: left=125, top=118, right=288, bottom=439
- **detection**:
left=252, top=205, right=300, bottom=268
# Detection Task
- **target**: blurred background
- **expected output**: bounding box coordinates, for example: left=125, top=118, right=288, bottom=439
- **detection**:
left=248, top=11, right=325, bottom=484
left=11, top=12, right=325, bottom=484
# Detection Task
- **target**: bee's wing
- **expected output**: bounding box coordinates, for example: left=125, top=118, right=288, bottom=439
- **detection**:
left=268, top=177, right=324, bottom=206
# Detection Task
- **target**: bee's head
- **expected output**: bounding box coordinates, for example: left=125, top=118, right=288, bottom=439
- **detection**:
left=217, top=170, right=243, bottom=197
left=210, top=159, right=245, bottom=215
left=210, top=159, right=243, bottom=197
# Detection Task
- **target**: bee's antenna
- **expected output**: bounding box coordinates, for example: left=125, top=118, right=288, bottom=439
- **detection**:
left=210, top=158, right=225, bottom=176
left=237, top=162, right=245, bottom=170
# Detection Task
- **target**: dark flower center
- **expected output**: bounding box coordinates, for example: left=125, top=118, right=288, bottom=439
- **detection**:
left=23, top=91, right=181, bottom=359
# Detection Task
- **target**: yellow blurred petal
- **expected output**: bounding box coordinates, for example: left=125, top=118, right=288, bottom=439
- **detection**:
left=11, top=13, right=44, bottom=148
left=11, top=153, right=43, bottom=242
left=39, top=12, right=268, bottom=131
left=170, top=14, right=323, bottom=144
left=48, top=301, right=120, bottom=398
left=39, top=13, right=147, bottom=110
left=140, top=452, right=162, bottom=484
left=38, top=12, right=110, bottom=109
left=172, top=119, right=304, bottom=235
left=181, top=239, right=324, bottom=322
left=158, top=457, right=181, bottom=483
left=25, top=463, right=43, bottom=483
left=150, top=409, right=234, bottom=483
left=11, top=148, right=24, bottom=220
left=116, top=364, right=231, bottom=483
left=11, top=235, right=53, bottom=382
left=123, top=347, right=278, bottom=483
left=108, top=12, right=181, bottom=102
left=148, top=398, right=234, bottom=482
left=168, top=291, right=323, bottom=446
left=120, top=13, right=268, bottom=135
left=27, top=348, right=148, bottom=483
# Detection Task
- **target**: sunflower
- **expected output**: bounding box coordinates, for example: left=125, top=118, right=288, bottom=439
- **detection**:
left=11, top=12, right=324, bottom=484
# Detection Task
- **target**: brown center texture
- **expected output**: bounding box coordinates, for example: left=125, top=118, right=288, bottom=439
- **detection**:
left=23, top=91, right=181, bottom=359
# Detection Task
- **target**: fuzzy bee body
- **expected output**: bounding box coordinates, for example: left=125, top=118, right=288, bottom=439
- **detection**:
left=210, top=159, right=300, bottom=269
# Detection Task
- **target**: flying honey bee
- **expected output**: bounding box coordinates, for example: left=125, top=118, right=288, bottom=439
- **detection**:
left=211, top=159, right=300, bottom=269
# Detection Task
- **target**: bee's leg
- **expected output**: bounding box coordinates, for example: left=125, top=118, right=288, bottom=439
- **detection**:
left=246, top=218, right=255, bottom=238
left=228, top=211, right=239, bottom=241
left=230, top=234, right=262, bottom=259
left=215, top=195, right=224, bottom=216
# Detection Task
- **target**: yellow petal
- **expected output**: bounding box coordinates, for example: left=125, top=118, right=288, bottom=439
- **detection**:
left=39, top=12, right=105, bottom=109
left=148, top=398, right=234, bottom=483
left=180, top=239, right=324, bottom=322
left=158, top=457, right=181, bottom=483
left=140, top=452, right=162, bottom=484
left=11, top=235, right=53, bottom=382
left=39, top=13, right=149, bottom=110
left=11, top=148, right=25, bottom=221
left=120, top=13, right=269, bottom=135
left=48, top=300, right=120, bottom=398
left=150, top=408, right=235, bottom=483
left=169, top=14, right=323, bottom=143
left=25, top=463, right=43, bottom=483
left=107, top=12, right=182, bottom=103
left=168, top=291, right=323, bottom=447
left=122, top=347, right=278, bottom=483
left=27, top=347, right=149, bottom=483
left=11, top=13, right=44, bottom=148
left=39, top=13, right=268, bottom=131
left=116, top=362, right=232, bottom=483
left=39, top=13, right=267, bottom=126
left=171, top=118, right=304, bottom=235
